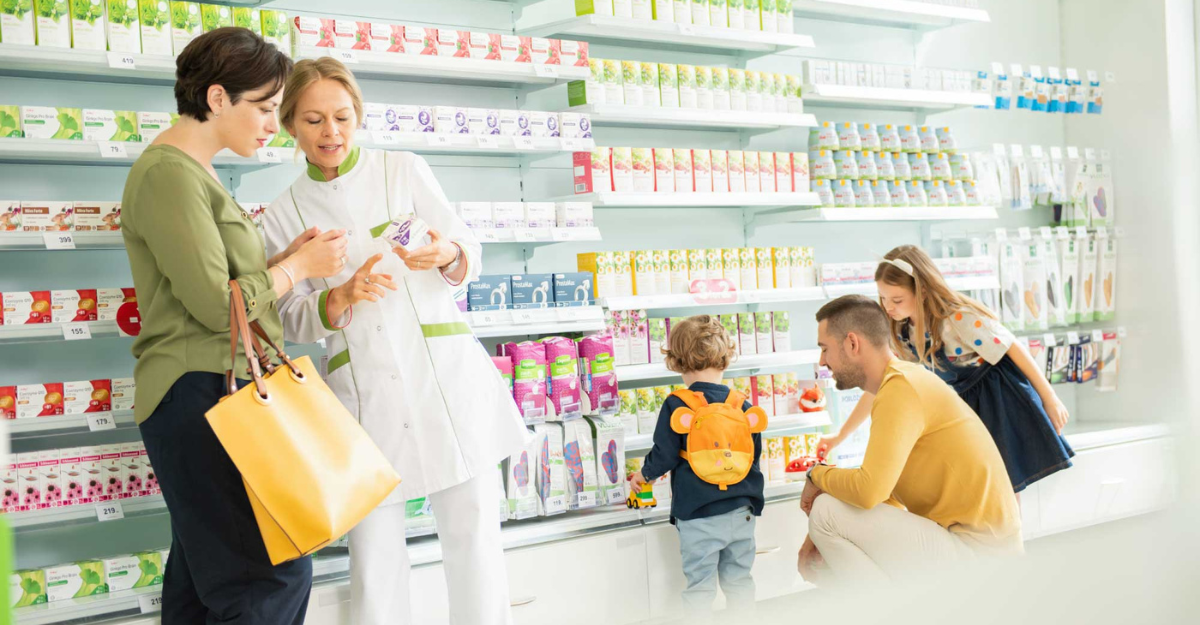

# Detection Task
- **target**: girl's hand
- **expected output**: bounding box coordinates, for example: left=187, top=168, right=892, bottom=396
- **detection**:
left=628, top=470, right=648, bottom=492
left=331, top=254, right=397, bottom=307
left=1043, top=392, right=1069, bottom=434
left=393, top=228, right=458, bottom=272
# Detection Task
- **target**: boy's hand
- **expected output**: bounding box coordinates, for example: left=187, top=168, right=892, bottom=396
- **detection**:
left=628, top=470, right=648, bottom=492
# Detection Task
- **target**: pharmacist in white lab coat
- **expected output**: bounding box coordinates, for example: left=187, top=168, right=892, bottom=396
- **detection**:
left=261, top=58, right=528, bottom=625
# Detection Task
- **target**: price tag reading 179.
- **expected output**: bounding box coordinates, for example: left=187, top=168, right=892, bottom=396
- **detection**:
left=96, top=502, right=125, bottom=522
left=87, top=413, right=116, bottom=432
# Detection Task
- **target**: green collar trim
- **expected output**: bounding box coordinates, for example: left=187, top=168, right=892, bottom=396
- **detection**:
left=306, top=146, right=361, bottom=182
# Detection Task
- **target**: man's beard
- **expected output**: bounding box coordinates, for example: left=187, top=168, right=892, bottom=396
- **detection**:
left=831, top=352, right=866, bottom=391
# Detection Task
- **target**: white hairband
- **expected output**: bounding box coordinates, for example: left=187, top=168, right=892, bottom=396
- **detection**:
left=881, top=258, right=915, bottom=277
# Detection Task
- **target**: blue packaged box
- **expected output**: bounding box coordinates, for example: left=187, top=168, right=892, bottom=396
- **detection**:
left=468, top=275, right=511, bottom=311
left=553, top=273, right=594, bottom=307
left=511, top=274, right=553, bottom=309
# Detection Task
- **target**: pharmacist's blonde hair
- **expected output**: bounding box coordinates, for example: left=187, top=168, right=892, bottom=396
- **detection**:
left=278, top=57, right=364, bottom=134
left=875, top=244, right=996, bottom=370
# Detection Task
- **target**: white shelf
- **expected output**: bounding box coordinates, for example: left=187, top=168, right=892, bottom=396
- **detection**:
left=802, top=83, right=992, bottom=111
left=15, top=585, right=163, bottom=625
left=8, top=411, right=137, bottom=438
left=293, top=47, right=588, bottom=87
left=1062, top=422, right=1172, bottom=452
left=570, top=104, right=818, bottom=131
left=0, top=321, right=125, bottom=344
left=357, top=130, right=594, bottom=156
left=603, top=286, right=827, bottom=311
left=468, top=307, right=606, bottom=338
left=617, top=350, right=821, bottom=382
left=0, top=43, right=176, bottom=85
left=0, top=138, right=295, bottom=168
left=7, top=495, right=166, bottom=530
left=516, top=14, right=814, bottom=53
left=823, top=275, right=998, bottom=297
left=0, top=232, right=125, bottom=250
left=784, top=206, right=999, bottom=222
left=625, top=411, right=832, bottom=453
left=564, top=191, right=821, bottom=209
left=475, top=226, right=602, bottom=244
left=792, top=0, right=990, bottom=30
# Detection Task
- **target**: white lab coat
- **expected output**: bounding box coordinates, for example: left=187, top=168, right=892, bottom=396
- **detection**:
left=263, top=148, right=529, bottom=503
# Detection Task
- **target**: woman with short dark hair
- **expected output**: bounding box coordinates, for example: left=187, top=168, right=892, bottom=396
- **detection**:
left=120, top=27, right=346, bottom=624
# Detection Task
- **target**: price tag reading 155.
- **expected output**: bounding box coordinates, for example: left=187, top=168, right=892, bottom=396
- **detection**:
left=62, top=323, right=92, bottom=340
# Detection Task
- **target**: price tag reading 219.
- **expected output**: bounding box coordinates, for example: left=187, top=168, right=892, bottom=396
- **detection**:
left=96, top=502, right=125, bottom=522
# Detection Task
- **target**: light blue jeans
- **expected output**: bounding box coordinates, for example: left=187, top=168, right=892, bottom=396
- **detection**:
left=676, top=506, right=757, bottom=615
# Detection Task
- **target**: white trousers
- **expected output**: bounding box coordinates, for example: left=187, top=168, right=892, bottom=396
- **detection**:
left=806, top=495, right=978, bottom=587
left=349, top=470, right=513, bottom=625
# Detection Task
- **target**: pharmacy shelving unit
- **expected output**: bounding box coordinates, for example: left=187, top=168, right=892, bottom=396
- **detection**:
left=7, top=411, right=138, bottom=439
left=792, top=0, right=991, bottom=30
left=562, top=192, right=822, bottom=209
left=6, top=496, right=167, bottom=532
left=748, top=205, right=1000, bottom=230
left=801, top=83, right=992, bottom=112
left=474, top=226, right=602, bottom=245
left=570, top=104, right=818, bottom=131
left=625, top=411, right=833, bottom=453
left=0, top=322, right=125, bottom=346
left=292, top=46, right=589, bottom=87
left=357, top=131, right=595, bottom=156
left=14, top=585, right=166, bottom=625
left=0, top=43, right=178, bottom=85
left=467, top=306, right=607, bottom=338
left=515, top=10, right=815, bottom=54
left=616, top=349, right=823, bottom=383
left=0, top=138, right=292, bottom=168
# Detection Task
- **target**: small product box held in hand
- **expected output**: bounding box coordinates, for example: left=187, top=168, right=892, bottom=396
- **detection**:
left=379, top=215, right=430, bottom=252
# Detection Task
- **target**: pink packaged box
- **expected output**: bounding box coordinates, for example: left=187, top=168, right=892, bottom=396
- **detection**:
left=578, top=333, right=618, bottom=415
left=542, top=337, right=582, bottom=418
left=502, top=341, right=548, bottom=422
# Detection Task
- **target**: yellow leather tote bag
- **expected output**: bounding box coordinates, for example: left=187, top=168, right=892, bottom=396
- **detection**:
left=206, top=281, right=400, bottom=565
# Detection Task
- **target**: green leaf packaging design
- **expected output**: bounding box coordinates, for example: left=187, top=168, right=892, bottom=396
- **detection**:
left=267, top=124, right=294, bottom=148
left=21, top=106, right=82, bottom=140
left=258, top=9, right=289, bottom=55
left=103, top=551, right=163, bottom=592
left=136, top=110, right=174, bottom=142
left=199, top=2, right=228, bottom=33
left=169, top=0, right=200, bottom=53
left=83, top=109, right=139, bottom=142
left=0, top=105, right=24, bottom=138
left=70, top=0, right=107, bottom=49
left=45, top=560, right=108, bottom=601
left=2, top=0, right=37, bottom=44
left=232, top=6, right=259, bottom=33
left=105, top=0, right=140, bottom=53
left=137, top=0, right=170, bottom=55
left=621, top=60, right=642, bottom=107
left=11, top=569, right=48, bottom=607
left=34, top=0, right=70, bottom=47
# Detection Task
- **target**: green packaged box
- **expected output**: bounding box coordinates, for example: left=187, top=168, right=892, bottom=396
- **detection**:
left=232, top=6, right=259, bottom=32
left=104, top=552, right=164, bottom=592
left=10, top=569, right=48, bottom=608
left=169, top=1, right=201, bottom=53
left=21, top=105, right=82, bottom=140
left=34, top=0, right=71, bottom=48
left=83, top=109, right=140, bottom=141
left=267, top=124, right=294, bottom=148
left=71, top=0, right=108, bottom=50
left=200, top=2, right=230, bottom=32
left=138, top=0, right=171, bottom=55
left=0, top=105, right=24, bottom=138
left=1, top=0, right=38, bottom=45
left=259, top=8, right=289, bottom=55
left=106, top=0, right=142, bottom=53
left=658, top=62, right=679, bottom=108
left=44, top=560, right=108, bottom=602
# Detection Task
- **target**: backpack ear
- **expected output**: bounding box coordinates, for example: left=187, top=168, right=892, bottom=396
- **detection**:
left=670, top=407, right=696, bottom=434
left=744, top=406, right=769, bottom=433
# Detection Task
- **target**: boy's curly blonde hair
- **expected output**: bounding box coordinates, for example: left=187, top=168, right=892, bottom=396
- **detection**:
left=664, top=315, right=738, bottom=374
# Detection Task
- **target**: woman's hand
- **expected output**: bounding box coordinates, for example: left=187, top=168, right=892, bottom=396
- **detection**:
left=326, top=254, right=397, bottom=320
left=393, top=228, right=458, bottom=272
left=270, top=226, right=320, bottom=267
left=1042, top=391, right=1069, bottom=434
left=797, top=536, right=826, bottom=583
left=285, top=229, right=348, bottom=281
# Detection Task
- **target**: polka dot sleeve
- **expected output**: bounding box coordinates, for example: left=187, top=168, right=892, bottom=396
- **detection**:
left=946, top=309, right=1015, bottom=366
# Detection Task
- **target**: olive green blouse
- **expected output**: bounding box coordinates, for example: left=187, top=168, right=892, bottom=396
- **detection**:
left=120, top=144, right=283, bottom=423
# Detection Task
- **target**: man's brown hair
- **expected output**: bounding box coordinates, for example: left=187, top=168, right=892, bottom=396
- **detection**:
left=664, top=315, right=738, bottom=374
left=815, top=295, right=891, bottom=348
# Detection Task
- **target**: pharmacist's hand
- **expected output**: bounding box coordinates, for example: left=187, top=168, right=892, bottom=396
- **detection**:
left=393, top=228, right=458, bottom=272
left=288, top=229, right=348, bottom=280
left=333, top=254, right=396, bottom=306
left=1043, top=393, right=1069, bottom=434
left=800, top=479, right=824, bottom=516
left=797, top=536, right=826, bottom=583
left=817, top=435, right=842, bottom=459
left=628, top=470, right=647, bottom=493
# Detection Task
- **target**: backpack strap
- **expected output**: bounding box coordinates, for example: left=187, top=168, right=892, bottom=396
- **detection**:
left=670, top=389, right=709, bottom=411
left=724, top=391, right=746, bottom=409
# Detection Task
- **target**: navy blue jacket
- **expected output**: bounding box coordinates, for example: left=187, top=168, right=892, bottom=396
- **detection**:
left=640, top=381, right=765, bottom=523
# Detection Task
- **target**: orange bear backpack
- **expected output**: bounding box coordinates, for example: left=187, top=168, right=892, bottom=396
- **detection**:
left=669, top=389, right=768, bottom=491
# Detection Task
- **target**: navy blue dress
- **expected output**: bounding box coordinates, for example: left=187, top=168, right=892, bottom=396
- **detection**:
left=902, top=323, right=1074, bottom=493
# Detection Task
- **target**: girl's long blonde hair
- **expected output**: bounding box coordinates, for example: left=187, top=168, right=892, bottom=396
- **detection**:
left=876, top=245, right=997, bottom=369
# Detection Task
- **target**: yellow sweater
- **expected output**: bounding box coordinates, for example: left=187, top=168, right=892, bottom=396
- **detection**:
left=810, top=360, right=1022, bottom=552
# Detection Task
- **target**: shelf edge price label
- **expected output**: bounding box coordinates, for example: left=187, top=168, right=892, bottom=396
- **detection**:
left=514, top=229, right=538, bottom=242
left=513, top=136, right=536, bottom=151
left=62, top=323, right=92, bottom=341
left=139, top=593, right=164, bottom=614
left=477, top=230, right=500, bottom=244
left=551, top=229, right=571, bottom=241
left=98, top=141, right=129, bottom=159
left=560, top=138, right=583, bottom=151
left=533, top=64, right=559, bottom=79
left=678, top=24, right=696, bottom=36
left=576, top=492, right=596, bottom=508
left=106, top=51, right=136, bottom=70
left=371, top=131, right=400, bottom=145
left=512, top=310, right=540, bottom=324
left=477, top=135, right=500, bottom=149
left=1017, top=227, right=1032, bottom=241
left=43, top=232, right=76, bottom=250
left=1091, top=329, right=1105, bottom=342
left=473, top=311, right=502, bottom=327
left=256, top=147, right=282, bottom=163
left=607, top=488, right=625, bottom=505
left=426, top=134, right=453, bottom=147
left=96, top=501, right=125, bottom=522
left=87, top=412, right=117, bottom=432
left=333, top=49, right=359, bottom=64
left=1066, top=331, right=1081, bottom=345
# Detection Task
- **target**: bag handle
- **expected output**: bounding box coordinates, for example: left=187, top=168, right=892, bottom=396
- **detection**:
left=724, top=391, right=746, bottom=409
left=670, top=389, right=709, bottom=411
left=226, top=280, right=308, bottom=398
